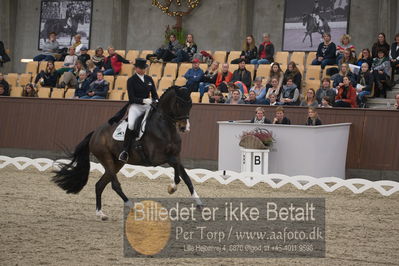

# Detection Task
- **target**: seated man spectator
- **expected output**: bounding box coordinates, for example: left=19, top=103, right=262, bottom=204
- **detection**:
left=279, top=78, right=299, bottom=105
left=184, top=58, right=204, bottom=92
left=81, top=71, right=109, bottom=99
left=216, top=63, right=233, bottom=92
left=34, top=61, right=60, bottom=88
left=34, top=32, right=59, bottom=61
left=251, top=107, right=271, bottom=124
left=102, top=46, right=132, bottom=75
left=0, top=83, right=9, bottom=96
left=250, top=77, right=267, bottom=103
left=74, top=70, right=91, bottom=98
left=251, top=33, right=274, bottom=65
left=199, top=61, right=219, bottom=97
left=335, top=76, right=357, bottom=108
left=311, top=33, right=336, bottom=69
left=231, top=58, right=252, bottom=94
left=0, top=73, right=10, bottom=95
left=272, top=106, right=291, bottom=124
left=172, top=33, right=197, bottom=63
left=244, top=90, right=259, bottom=105
left=78, top=46, right=90, bottom=68
left=57, top=47, right=78, bottom=75
left=225, top=89, right=244, bottom=104
left=389, top=33, right=399, bottom=79
left=154, top=34, right=182, bottom=62
left=316, top=77, right=336, bottom=105
left=0, top=41, right=10, bottom=67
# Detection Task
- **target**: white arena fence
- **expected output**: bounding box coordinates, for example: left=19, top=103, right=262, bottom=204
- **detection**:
left=0, top=156, right=398, bottom=197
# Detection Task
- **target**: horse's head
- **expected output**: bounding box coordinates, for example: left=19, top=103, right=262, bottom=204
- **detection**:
left=302, top=13, right=309, bottom=25
left=158, top=86, right=192, bottom=133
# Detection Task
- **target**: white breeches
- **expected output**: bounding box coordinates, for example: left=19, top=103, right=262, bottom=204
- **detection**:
left=127, top=104, right=151, bottom=130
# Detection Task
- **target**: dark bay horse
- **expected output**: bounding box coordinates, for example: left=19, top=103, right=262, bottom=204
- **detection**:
left=302, top=14, right=331, bottom=47
left=52, top=86, right=202, bottom=220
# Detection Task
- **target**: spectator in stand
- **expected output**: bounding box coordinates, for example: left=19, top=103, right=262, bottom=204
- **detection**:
left=300, top=88, right=318, bottom=107
left=57, top=47, right=78, bottom=74
left=226, top=82, right=242, bottom=100
left=389, top=33, right=399, bottom=77
left=184, top=58, right=204, bottom=92
left=102, top=46, right=132, bottom=75
left=199, top=61, right=219, bottom=98
left=372, top=48, right=391, bottom=98
left=338, top=48, right=357, bottom=67
left=0, top=41, right=10, bottom=67
left=272, top=106, right=291, bottom=124
left=86, top=60, right=99, bottom=83
left=81, top=71, right=109, bottom=99
left=74, top=70, right=91, bottom=98
left=34, top=61, right=60, bottom=88
left=22, top=83, right=37, bottom=97
left=58, top=60, right=85, bottom=88
left=225, top=89, right=244, bottom=104
left=356, top=63, right=374, bottom=108
left=331, top=63, right=357, bottom=89
left=251, top=33, right=274, bottom=66
left=244, top=90, right=259, bottom=105
left=371, top=33, right=390, bottom=59
left=250, top=77, right=267, bottom=103
left=268, top=93, right=278, bottom=106
left=265, top=78, right=281, bottom=103
left=0, top=84, right=9, bottom=96
left=279, top=78, right=299, bottom=105
left=92, top=47, right=105, bottom=69
left=251, top=107, right=271, bottom=124
left=336, top=34, right=356, bottom=64
left=306, top=107, right=322, bottom=126
left=210, top=89, right=225, bottom=104
left=311, top=33, right=336, bottom=69
left=394, top=93, right=399, bottom=110
left=206, top=84, right=216, bottom=100
left=0, top=73, right=10, bottom=95
left=266, top=62, right=284, bottom=89
left=231, top=35, right=257, bottom=64
left=172, top=34, right=197, bottom=63
left=316, top=77, right=336, bottom=105
left=34, top=32, right=59, bottom=61
left=154, top=34, right=182, bottom=62
left=320, top=96, right=333, bottom=108
left=216, top=63, right=233, bottom=92
left=231, top=58, right=252, bottom=94
left=72, top=34, right=82, bottom=54
left=283, top=61, right=302, bottom=91
left=357, top=48, right=373, bottom=68
left=335, top=76, right=357, bottom=108
left=78, top=46, right=90, bottom=68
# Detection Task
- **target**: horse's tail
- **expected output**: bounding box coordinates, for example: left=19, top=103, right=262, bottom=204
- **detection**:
left=52, top=131, right=94, bottom=194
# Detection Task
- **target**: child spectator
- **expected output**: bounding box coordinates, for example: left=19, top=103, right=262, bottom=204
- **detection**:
left=34, top=61, right=60, bottom=87
left=356, top=63, right=374, bottom=107
left=22, top=83, right=37, bottom=97
left=231, top=35, right=257, bottom=64
left=251, top=107, right=271, bottom=124
left=231, top=59, right=252, bottom=94
left=272, top=106, right=291, bottom=124
left=102, top=46, right=131, bottom=75
left=316, top=77, right=336, bottom=105
left=199, top=61, right=219, bottom=97
left=184, top=58, right=204, bottom=92
left=279, top=78, right=299, bottom=105
left=81, top=71, right=109, bottom=99
left=306, top=107, right=322, bottom=126
left=335, top=76, right=357, bottom=108
left=371, top=33, right=390, bottom=59
left=250, top=77, right=267, bottom=103
left=251, top=33, right=274, bottom=66
left=172, top=34, right=197, bottom=63
left=283, top=61, right=302, bottom=91
left=311, top=33, right=336, bottom=69
left=34, top=32, right=59, bottom=61
left=300, top=88, right=318, bottom=107
left=268, top=93, right=278, bottom=106
left=216, top=63, right=233, bottom=92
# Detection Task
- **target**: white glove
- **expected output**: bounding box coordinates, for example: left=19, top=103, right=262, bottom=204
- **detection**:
left=143, top=98, right=152, bottom=105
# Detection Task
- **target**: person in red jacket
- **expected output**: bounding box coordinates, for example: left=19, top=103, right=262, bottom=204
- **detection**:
left=215, top=63, right=233, bottom=92
left=335, top=76, right=357, bottom=108
left=102, top=46, right=132, bottom=75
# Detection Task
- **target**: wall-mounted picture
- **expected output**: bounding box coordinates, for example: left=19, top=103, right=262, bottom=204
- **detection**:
left=38, top=0, right=92, bottom=50
left=283, top=0, right=351, bottom=51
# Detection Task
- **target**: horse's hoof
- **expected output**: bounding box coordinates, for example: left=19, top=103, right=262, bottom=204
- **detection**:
left=168, top=184, right=177, bottom=194
left=101, top=215, right=108, bottom=221
left=196, top=204, right=204, bottom=211
left=96, top=210, right=108, bottom=221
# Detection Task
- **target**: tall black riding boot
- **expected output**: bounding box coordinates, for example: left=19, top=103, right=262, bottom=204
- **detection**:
left=118, top=128, right=137, bottom=163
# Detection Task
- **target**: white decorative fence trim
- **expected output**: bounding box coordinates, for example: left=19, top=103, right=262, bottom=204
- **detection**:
left=1, top=156, right=398, bottom=196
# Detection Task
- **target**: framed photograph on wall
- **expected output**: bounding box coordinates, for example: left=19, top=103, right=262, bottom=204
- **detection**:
left=282, top=0, right=351, bottom=51
left=38, top=0, right=93, bottom=50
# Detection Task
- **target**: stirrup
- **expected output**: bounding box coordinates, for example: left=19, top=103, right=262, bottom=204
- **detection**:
left=118, top=150, right=129, bottom=163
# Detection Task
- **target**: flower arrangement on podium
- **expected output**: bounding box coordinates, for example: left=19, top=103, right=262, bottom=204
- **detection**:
left=239, top=128, right=274, bottom=150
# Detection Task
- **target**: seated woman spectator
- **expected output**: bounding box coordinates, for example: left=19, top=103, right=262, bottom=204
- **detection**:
left=336, top=34, right=356, bottom=64
left=272, top=106, right=290, bottom=124
left=81, top=71, right=109, bottom=99
left=357, top=48, right=373, bottom=68
left=57, top=47, right=78, bottom=74
left=251, top=107, right=271, bottom=124
left=22, top=83, right=37, bottom=97
left=91, top=47, right=105, bottom=69
left=59, top=60, right=85, bottom=88
left=311, top=33, right=336, bottom=69
left=34, top=32, right=59, bottom=61
left=0, top=73, right=10, bottom=95
left=265, top=78, right=281, bottom=102
left=389, top=33, right=399, bottom=76
left=34, top=61, right=60, bottom=88
left=251, top=33, right=274, bottom=66
left=266, top=62, right=284, bottom=89
left=394, top=93, right=399, bottom=110
left=372, top=48, right=391, bottom=98
left=74, top=70, right=91, bottom=98
left=300, top=88, right=318, bottom=107
left=172, top=34, right=197, bottom=63
left=268, top=93, right=278, bottom=106
left=225, top=89, right=244, bottom=104
left=316, top=77, right=336, bottom=105
left=0, top=41, right=10, bottom=67
left=335, top=76, right=357, bottom=108
left=283, top=61, right=302, bottom=91
left=338, top=48, right=357, bottom=66
left=372, top=33, right=390, bottom=59
left=306, top=107, right=322, bottom=126
left=154, top=34, right=182, bottom=62
left=205, top=84, right=216, bottom=99
left=331, top=63, right=357, bottom=89
left=199, top=61, right=219, bottom=97
left=250, top=77, right=266, bottom=103
left=231, top=35, right=257, bottom=64
left=77, top=46, right=90, bottom=68
left=102, top=46, right=131, bottom=75
left=320, top=96, right=333, bottom=108
left=210, top=89, right=225, bottom=104
left=0, top=84, right=8, bottom=96
left=184, top=58, right=204, bottom=92
left=244, top=90, right=259, bottom=104
left=279, top=78, right=299, bottom=105
left=356, top=63, right=374, bottom=107
left=216, top=63, right=233, bottom=92
left=231, top=59, right=252, bottom=94
left=86, top=60, right=99, bottom=83
left=226, top=82, right=242, bottom=100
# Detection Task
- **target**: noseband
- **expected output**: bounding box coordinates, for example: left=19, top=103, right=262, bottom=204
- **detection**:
left=158, top=94, right=192, bottom=124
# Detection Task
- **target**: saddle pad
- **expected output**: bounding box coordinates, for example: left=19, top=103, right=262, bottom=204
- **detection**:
left=112, top=108, right=151, bottom=142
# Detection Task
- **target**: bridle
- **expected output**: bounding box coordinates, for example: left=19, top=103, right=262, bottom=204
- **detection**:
left=156, top=94, right=192, bottom=124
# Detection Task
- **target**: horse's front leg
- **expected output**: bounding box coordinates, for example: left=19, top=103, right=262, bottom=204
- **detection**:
left=167, top=157, right=181, bottom=194
left=178, top=165, right=203, bottom=209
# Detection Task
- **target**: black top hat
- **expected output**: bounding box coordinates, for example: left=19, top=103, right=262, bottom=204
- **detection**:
left=134, top=58, right=148, bottom=69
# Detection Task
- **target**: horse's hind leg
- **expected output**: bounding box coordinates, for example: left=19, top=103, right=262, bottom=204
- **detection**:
left=95, top=173, right=111, bottom=220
